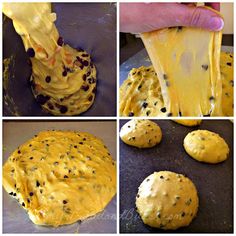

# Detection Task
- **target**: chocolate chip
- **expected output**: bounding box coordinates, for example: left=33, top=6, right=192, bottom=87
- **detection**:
left=227, top=62, right=232, bottom=66
left=163, top=74, right=168, bottom=80
left=201, top=64, right=208, bottom=70
left=138, top=84, right=142, bottom=90
left=82, top=54, right=89, bottom=57
left=13, top=193, right=17, bottom=196
left=230, top=80, right=234, bottom=87
left=48, top=103, right=54, bottom=110
left=57, top=36, right=64, bottom=46
left=160, top=107, right=166, bottom=113
left=88, top=78, right=95, bottom=84
left=64, top=175, right=69, bottom=179
left=146, top=110, right=150, bottom=116
left=92, top=87, right=96, bottom=93
left=63, top=200, right=68, bottom=204
left=29, top=157, right=33, bottom=160
left=62, top=70, right=67, bottom=77
left=83, top=74, right=86, bottom=81
left=36, top=94, right=50, bottom=105
left=167, top=113, right=172, bottom=117
left=79, top=142, right=83, bottom=145
left=45, top=76, right=51, bottom=83
left=36, top=180, right=40, bottom=187
left=128, top=112, right=134, bottom=117
left=165, top=81, right=170, bottom=87
left=29, top=192, right=34, bottom=196
left=26, top=48, right=35, bottom=57
left=142, top=102, right=148, bottom=108
left=81, top=85, right=89, bottom=91
left=18, top=150, right=21, bottom=154
left=22, top=202, right=25, bottom=207
left=60, top=106, right=68, bottom=114
left=177, top=26, right=183, bottom=31
left=209, top=96, right=215, bottom=101
left=88, top=95, right=93, bottom=101
left=179, top=111, right=182, bottom=116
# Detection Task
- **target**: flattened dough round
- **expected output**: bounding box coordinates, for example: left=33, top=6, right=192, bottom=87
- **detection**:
left=3, top=130, right=116, bottom=227
left=136, top=171, right=199, bottom=230
left=184, top=130, right=229, bottom=163
left=120, top=119, right=162, bottom=148
left=173, top=119, right=202, bottom=127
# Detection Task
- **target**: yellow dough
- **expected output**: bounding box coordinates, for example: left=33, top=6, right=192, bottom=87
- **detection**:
left=119, top=52, right=233, bottom=117
left=136, top=171, right=199, bottom=230
left=119, top=66, right=165, bottom=117
left=141, top=22, right=222, bottom=116
left=173, top=120, right=202, bottom=127
left=120, top=119, right=162, bottom=148
left=3, top=3, right=96, bottom=116
left=3, top=130, right=116, bottom=227
left=183, top=130, right=229, bottom=163
left=221, top=52, right=234, bottom=116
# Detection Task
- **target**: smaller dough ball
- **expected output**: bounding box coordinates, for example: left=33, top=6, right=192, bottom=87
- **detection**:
left=120, top=119, right=162, bottom=148
left=184, top=130, right=229, bottom=164
left=174, top=119, right=201, bottom=127
left=136, top=171, right=199, bottom=230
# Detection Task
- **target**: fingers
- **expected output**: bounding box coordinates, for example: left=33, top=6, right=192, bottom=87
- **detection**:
left=120, top=3, right=224, bottom=33
left=183, top=5, right=224, bottom=31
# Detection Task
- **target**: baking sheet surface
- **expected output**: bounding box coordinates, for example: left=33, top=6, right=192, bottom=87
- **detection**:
left=119, top=120, right=233, bottom=233
left=3, top=3, right=116, bottom=116
left=3, top=121, right=117, bottom=233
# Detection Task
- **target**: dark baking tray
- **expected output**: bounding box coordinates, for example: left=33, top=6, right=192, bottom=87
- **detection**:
left=119, top=119, right=233, bottom=233
left=3, top=3, right=116, bottom=116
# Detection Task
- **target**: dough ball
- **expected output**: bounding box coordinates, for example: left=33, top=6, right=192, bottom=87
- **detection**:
left=136, top=171, right=199, bottom=230
left=120, top=119, right=162, bottom=148
left=173, top=119, right=201, bottom=127
left=184, top=130, right=229, bottom=163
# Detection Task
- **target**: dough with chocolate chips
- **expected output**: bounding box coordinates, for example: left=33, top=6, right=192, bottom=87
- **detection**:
left=173, top=120, right=202, bottom=127
left=120, top=51, right=233, bottom=117
left=184, top=130, right=229, bottom=163
left=3, top=130, right=116, bottom=227
left=136, top=171, right=199, bottom=230
left=3, top=3, right=96, bottom=116
left=120, top=119, right=162, bottom=148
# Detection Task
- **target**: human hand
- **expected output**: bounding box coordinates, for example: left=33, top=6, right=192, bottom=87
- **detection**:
left=120, top=3, right=223, bottom=33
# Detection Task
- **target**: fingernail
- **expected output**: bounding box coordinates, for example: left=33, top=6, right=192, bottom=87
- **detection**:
left=209, top=17, right=224, bottom=31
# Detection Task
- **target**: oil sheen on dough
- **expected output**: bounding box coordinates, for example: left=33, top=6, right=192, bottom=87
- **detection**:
left=119, top=52, right=233, bottom=117
left=3, top=131, right=116, bottom=227
left=141, top=25, right=222, bottom=116
left=2, top=3, right=96, bottom=116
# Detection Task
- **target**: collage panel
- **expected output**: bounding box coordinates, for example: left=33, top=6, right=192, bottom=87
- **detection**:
left=119, top=119, right=233, bottom=233
left=3, top=120, right=117, bottom=233
left=3, top=2, right=117, bottom=116
left=119, top=2, right=233, bottom=117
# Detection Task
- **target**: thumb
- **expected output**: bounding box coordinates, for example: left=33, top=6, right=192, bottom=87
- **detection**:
left=182, top=6, right=224, bottom=31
